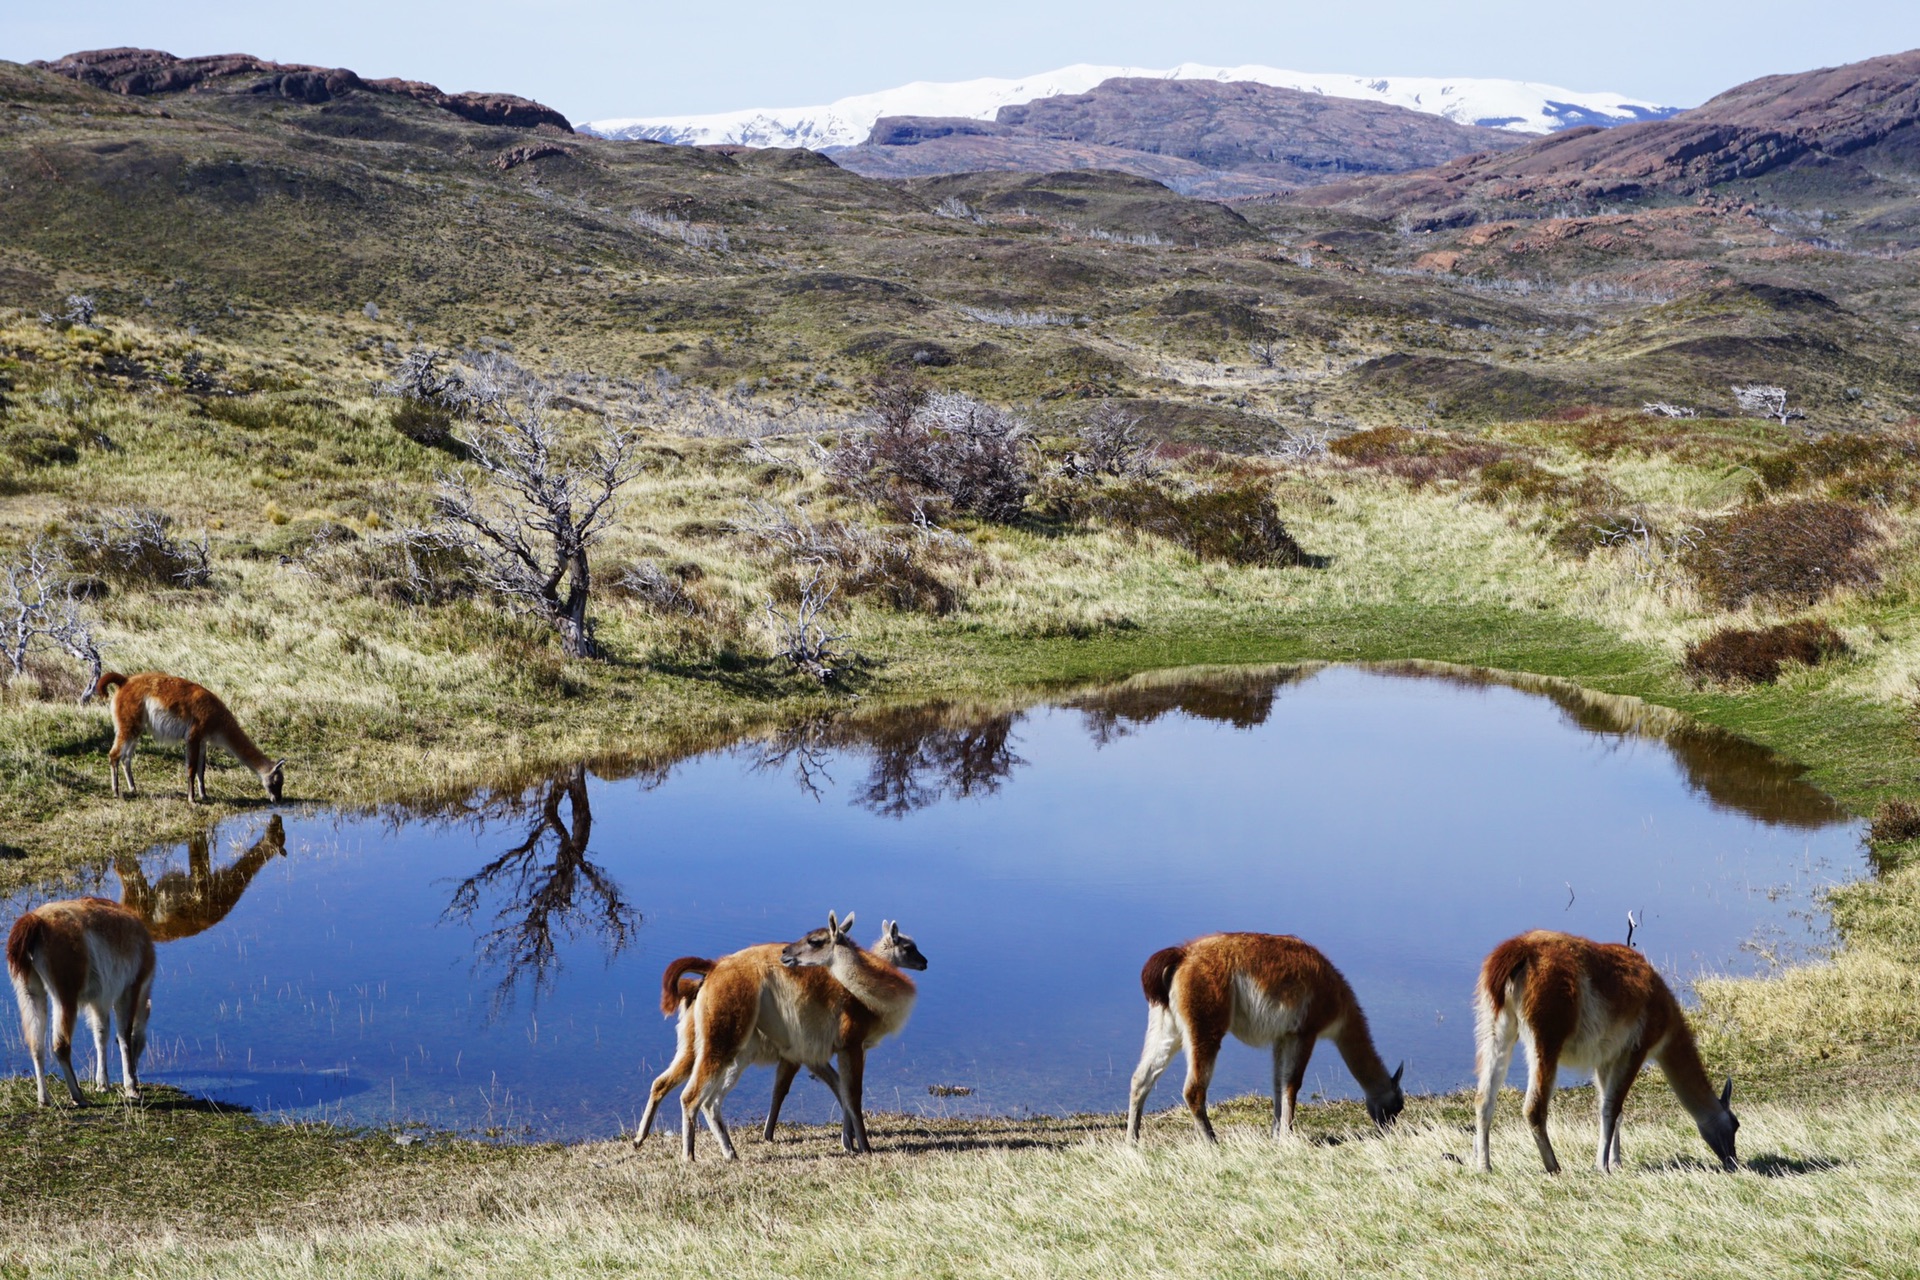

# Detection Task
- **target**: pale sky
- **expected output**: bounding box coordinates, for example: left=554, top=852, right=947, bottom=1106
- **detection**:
left=7, top=0, right=1916, bottom=125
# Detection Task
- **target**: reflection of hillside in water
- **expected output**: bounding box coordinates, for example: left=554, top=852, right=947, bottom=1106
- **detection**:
left=742, top=662, right=1848, bottom=831
left=1366, top=661, right=1849, bottom=830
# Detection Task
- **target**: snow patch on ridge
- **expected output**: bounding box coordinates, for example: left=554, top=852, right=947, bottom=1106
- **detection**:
left=583, top=62, right=1680, bottom=147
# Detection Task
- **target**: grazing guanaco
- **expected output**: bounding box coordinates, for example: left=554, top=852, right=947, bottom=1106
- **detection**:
left=7, top=897, right=156, bottom=1106
left=82, top=671, right=285, bottom=805
left=1473, top=929, right=1739, bottom=1174
left=1126, top=932, right=1405, bottom=1143
left=636, top=920, right=928, bottom=1152
left=636, top=912, right=922, bottom=1160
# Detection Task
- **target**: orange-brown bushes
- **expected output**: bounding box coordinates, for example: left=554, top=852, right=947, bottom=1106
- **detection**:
left=1682, top=499, right=1880, bottom=609
left=1683, top=619, right=1848, bottom=684
left=1078, top=480, right=1309, bottom=566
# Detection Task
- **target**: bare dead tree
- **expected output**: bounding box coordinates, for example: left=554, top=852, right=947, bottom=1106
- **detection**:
left=1248, top=339, right=1284, bottom=369
left=2, top=539, right=103, bottom=688
left=1732, top=384, right=1803, bottom=427
left=1642, top=401, right=1697, bottom=420
left=764, top=567, right=847, bottom=684
left=384, top=347, right=469, bottom=409
left=433, top=357, right=646, bottom=657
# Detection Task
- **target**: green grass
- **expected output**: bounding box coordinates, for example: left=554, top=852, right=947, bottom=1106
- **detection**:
left=4, top=1082, right=1919, bottom=1278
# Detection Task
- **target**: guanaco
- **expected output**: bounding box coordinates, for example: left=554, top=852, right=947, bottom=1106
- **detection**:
left=1127, top=932, right=1405, bottom=1143
left=637, top=912, right=922, bottom=1160
left=7, top=897, right=156, bottom=1106
left=635, top=920, right=928, bottom=1153
left=82, top=671, right=285, bottom=804
left=1473, top=929, right=1739, bottom=1173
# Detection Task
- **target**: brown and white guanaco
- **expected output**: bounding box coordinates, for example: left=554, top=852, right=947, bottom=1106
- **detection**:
left=636, top=920, right=928, bottom=1153
left=1473, top=929, right=1739, bottom=1173
left=7, top=897, right=157, bottom=1106
left=635, top=912, right=923, bottom=1160
left=82, top=671, right=285, bottom=804
left=1126, top=932, right=1405, bottom=1143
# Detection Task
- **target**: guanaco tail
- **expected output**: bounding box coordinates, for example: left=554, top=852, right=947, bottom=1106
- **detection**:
left=1127, top=932, right=1405, bottom=1143
left=1473, top=929, right=1739, bottom=1173
left=634, top=913, right=925, bottom=1160
left=7, top=897, right=157, bottom=1106
left=83, top=671, right=286, bottom=805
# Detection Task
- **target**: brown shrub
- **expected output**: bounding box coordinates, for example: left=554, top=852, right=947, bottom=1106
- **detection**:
left=1868, top=800, right=1920, bottom=848
left=1682, top=499, right=1880, bottom=609
left=1083, top=480, right=1308, bottom=566
left=1328, top=427, right=1412, bottom=464
left=1549, top=507, right=1655, bottom=559
left=1683, top=619, right=1848, bottom=684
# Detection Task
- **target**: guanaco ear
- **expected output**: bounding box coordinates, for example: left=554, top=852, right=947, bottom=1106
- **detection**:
left=837, top=910, right=855, bottom=938
left=885, top=919, right=901, bottom=941
left=1392, top=1062, right=1405, bottom=1086
left=1720, top=1076, right=1734, bottom=1108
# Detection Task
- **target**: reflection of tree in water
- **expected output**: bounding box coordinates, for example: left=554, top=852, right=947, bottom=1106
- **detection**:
left=1071, top=667, right=1306, bottom=746
left=444, top=765, right=640, bottom=1003
left=115, top=816, right=287, bottom=943
left=754, top=706, right=1026, bottom=817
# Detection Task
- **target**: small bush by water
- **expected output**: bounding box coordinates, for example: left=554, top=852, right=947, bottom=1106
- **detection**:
left=1683, top=619, right=1847, bottom=685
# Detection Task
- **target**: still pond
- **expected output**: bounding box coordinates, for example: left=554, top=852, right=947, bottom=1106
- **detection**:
left=0, top=663, right=1864, bottom=1140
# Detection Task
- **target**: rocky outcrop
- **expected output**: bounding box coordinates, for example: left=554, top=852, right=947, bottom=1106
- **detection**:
left=1299, top=49, right=1920, bottom=224
left=31, top=48, right=572, bottom=132
left=831, top=77, right=1528, bottom=196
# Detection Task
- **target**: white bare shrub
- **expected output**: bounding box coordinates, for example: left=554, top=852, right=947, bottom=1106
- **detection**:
left=630, top=209, right=730, bottom=252
left=1732, top=384, right=1803, bottom=426
left=2, top=539, right=102, bottom=689
left=433, top=356, right=647, bottom=657
left=1642, top=402, right=1697, bottom=419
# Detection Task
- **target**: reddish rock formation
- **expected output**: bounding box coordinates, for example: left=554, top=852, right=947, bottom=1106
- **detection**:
left=30, top=47, right=572, bottom=132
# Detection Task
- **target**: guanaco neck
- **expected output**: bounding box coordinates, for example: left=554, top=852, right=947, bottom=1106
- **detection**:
left=216, top=718, right=276, bottom=774
left=1651, top=994, right=1723, bottom=1122
left=1331, top=1001, right=1395, bottom=1098
left=828, top=942, right=916, bottom=1020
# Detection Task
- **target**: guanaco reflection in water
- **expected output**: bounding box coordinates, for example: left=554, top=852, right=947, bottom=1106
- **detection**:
left=115, top=816, right=287, bottom=943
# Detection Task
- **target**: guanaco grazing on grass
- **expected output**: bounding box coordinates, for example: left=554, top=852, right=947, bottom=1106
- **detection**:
left=636, top=912, right=922, bottom=1160
left=1126, top=932, right=1405, bottom=1143
left=7, top=898, right=156, bottom=1106
left=635, top=919, right=928, bottom=1153
left=1473, top=929, right=1739, bottom=1174
left=82, top=672, right=285, bottom=805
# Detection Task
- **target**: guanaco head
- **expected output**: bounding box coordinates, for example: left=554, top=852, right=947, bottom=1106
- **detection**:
left=781, top=910, right=855, bottom=969
left=263, top=759, right=286, bottom=805
left=78, top=671, right=125, bottom=708
left=1366, top=1062, right=1407, bottom=1130
left=874, top=919, right=928, bottom=971
left=1698, top=1076, right=1740, bottom=1171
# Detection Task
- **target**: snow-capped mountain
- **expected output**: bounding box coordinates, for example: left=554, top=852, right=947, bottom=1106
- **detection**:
left=583, top=63, right=1679, bottom=147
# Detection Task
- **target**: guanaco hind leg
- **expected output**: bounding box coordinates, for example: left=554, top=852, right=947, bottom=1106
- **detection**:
left=1522, top=1040, right=1564, bottom=1174
left=1272, top=1034, right=1314, bottom=1137
left=1126, top=1003, right=1184, bottom=1141
left=1474, top=1008, right=1520, bottom=1171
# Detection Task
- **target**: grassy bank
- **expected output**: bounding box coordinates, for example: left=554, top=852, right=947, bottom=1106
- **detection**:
left=4, top=1081, right=1919, bottom=1279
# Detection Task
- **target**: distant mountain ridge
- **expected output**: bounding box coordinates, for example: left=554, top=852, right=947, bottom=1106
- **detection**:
left=1297, top=48, right=1920, bottom=237
left=582, top=62, right=1679, bottom=147
left=828, top=78, right=1533, bottom=199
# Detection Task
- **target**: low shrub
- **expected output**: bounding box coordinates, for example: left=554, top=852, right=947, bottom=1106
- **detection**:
left=1549, top=507, right=1655, bottom=559
left=733, top=504, right=970, bottom=616
left=614, top=560, right=708, bottom=618
left=301, top=527, right=476, bottom=605
left=1683, top=619, right=1848, bottom=684
left=1868, top=801, right=1920, bottom=850
left=1083, top=480, right=1308, bottom=566
left=1682, top=499, right=1880, bottom=609
left=62, top=508, right=212, bottom=588
left=829, top=391, right=1032, bottom=523
left=390, top=396, right=457, bottom=448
